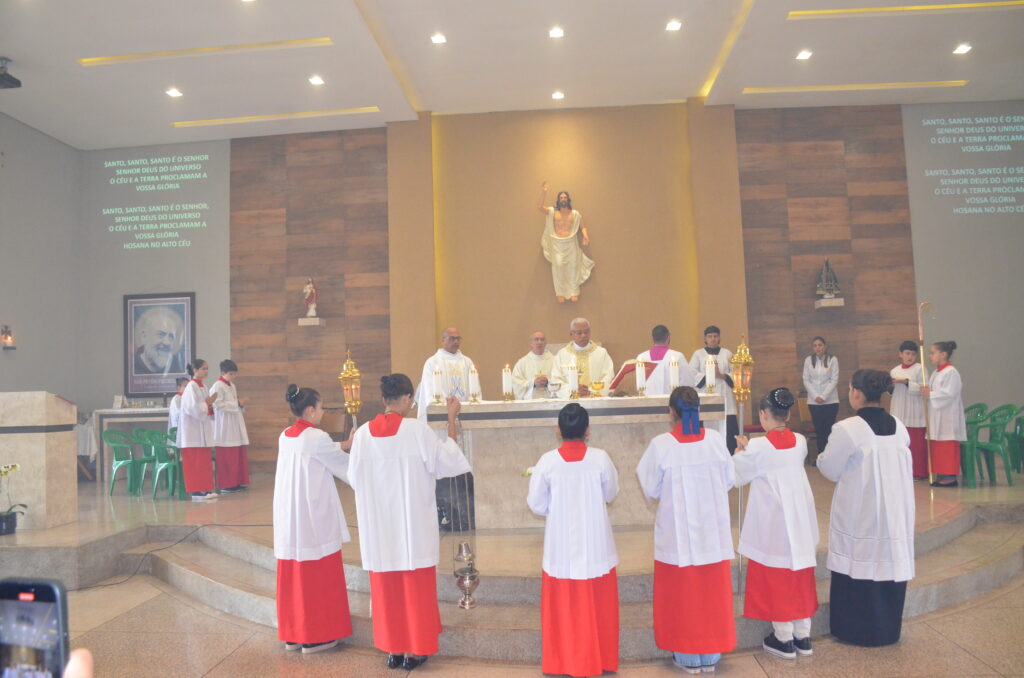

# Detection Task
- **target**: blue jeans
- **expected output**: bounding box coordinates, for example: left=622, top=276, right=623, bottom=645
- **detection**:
left=674, top=652, right=721, bottom=668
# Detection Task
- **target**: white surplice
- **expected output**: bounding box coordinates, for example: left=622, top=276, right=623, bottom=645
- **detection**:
left=176, top=379, right=213, bottom=448
left=273, top=424, right=351, bottom=561
left=636, top=348, right=695, bottom=396
left=167, top=393, right=182, bottom=434
left=415, top=349, right=477, bottom=421
left=927, top=365, right=966, bottom=441
left=210, top=379, right=250, bottom=447
left=541, top=207, right=594, bottom=299
left=550, top=343, right=615, bottom=398
left=689, top=348, right=736, bottom=441
left=733, top=434, right=819, bottom=570
left=890, top=363, right=927, bottom=428
left=512, top=350, right=556, bottom=400
left=817, top=416, right=916, bottom=582
left=527, top=447, right=619, bottom=579
left=803, top=356, right=840, bottom=405
left=636, top=428, right=735, bottom=567
left=348, top=418, right=471, bottom=572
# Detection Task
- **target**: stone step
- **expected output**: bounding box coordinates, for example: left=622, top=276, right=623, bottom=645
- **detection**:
left=134, top=521, right=1024, bottom=661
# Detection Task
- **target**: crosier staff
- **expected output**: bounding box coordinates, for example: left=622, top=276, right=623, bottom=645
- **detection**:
left=918, top=302, right=935, bottom=485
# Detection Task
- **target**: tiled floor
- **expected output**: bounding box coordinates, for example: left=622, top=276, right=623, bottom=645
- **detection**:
left=69, top=572, right=1024, bottom=677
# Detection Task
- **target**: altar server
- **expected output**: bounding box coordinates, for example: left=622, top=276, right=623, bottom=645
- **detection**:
left=637, top=386, right=735, bottom=674
left=349, top=374, right=470, bottom=671
left=512, top=331, right=556, bottom=399
left=734, top=387, right=819, bottom=660
left=210, top=359, right=250, bottom=493
left=550, top=318, right=615, bottom=398
left=689, top=326, right=737, bottom=452
left=817, top=369, right=915, bottom=647
left=415, top=326, right=477, bottom=421
left=176, top=358, right=218, bottom=501
left=921, top=340, right=966, bottom=487
left=528, top=403, right=619, bottom=677
left=273, top=384, right=354, bottom=654
left=636, top=325, right=695, bottom=396
left=802, top=336, right=840, bottom=460
left=890, top=340, right=928, bottom=479
left=167, top=377, right=188, bottom=435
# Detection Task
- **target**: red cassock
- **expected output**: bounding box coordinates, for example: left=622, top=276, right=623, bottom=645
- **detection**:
left=907, top=428, right=928, bottom=478
left=180, top=447, right=214, bottom=493
left=276, top=550, right=352, bottom=644
left=541, top=568, right=619, bottom=677
left=743, top=559, right=818, bottom=621
left=214, top=445, right=249, bottom=488
left=653, top=560, right=735, bottom=654
left=369, top=566, right=443, bottom=655
left=929, top=439, right=961, bottom=476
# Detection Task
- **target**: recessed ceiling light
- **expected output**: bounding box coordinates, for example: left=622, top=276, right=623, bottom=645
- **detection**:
left=165, top=87, right=182, bottom=97
left=953, top=43, right=972, bottom=54
left=241, top=0, right=256, bottom=3
left=666, top=19, right=682, bottom=31
left=549, top=26, right=564, bottom=38
left=796, top=49, right=813, bottom=60
left=308, top=75, right=325, bottom=86
left=431, top=33, right=447, bottom=44
left=552, top=91, right=565, bottom=100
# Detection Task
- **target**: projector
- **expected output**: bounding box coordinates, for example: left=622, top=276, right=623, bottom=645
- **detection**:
left=0, top=58, right=21, bottom=90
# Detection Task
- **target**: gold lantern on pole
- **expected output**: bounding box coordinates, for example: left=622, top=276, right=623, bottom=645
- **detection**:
left=338, top=350, right=362, bottom=428
left=730, top=338, right=754, bottom=594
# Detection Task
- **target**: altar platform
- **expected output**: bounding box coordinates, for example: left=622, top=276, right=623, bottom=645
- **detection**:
left=2, top=462, right=1022, bottom=662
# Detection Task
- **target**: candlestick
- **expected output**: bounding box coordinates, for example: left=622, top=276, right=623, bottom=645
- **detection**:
left=501, top=364, right=514, bottom=401
left=705, top=354, right=717, bottom=393
left=669, top=360, right=680, bottom=390
left=635, top=359, right=647, bottom=396
left=567, top=361, right=579, bottom=399
left=469, top=368, right=482, bottom=403
left=433, top=369, right=444, bottom=405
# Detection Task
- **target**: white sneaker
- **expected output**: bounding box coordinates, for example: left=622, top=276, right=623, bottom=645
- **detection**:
left=191, top=492, right=218, bottom=502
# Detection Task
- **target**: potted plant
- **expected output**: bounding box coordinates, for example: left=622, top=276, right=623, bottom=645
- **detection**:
left=1, top=463, right=26, bottom=535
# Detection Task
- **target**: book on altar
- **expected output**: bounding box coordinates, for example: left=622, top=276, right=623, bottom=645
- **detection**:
left=609, top=359, right=658, bottom=392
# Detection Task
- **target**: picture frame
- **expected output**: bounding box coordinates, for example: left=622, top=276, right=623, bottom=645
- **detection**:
left=123, top=293, right=196, bottom=398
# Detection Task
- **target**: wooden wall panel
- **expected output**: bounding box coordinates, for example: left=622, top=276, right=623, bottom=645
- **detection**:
left=230, top=130, right=390, bottom=462
left=737, top=106, right=918, bottom=425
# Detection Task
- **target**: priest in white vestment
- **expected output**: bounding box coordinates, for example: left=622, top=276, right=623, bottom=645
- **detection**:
left=636, top=325, right=695, bottom=396
left=538, top=182, right=594, bottom=302
left=550, top=318, right=615, bottom=398
left=512, top=331, right=556, bottom=400
left=689, top=326, right=738, bottom=452
left=415, top=326, right=477, bottom=421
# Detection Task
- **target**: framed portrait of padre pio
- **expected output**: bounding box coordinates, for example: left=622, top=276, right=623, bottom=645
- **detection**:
left=124, top=293, right=196, bottom=397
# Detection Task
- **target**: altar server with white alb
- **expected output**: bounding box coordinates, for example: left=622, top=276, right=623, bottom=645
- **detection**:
left=512, top=331, right=556, bottom=400
left=889, top=340, right=928, bottom=479
left=176, top=358, right=219, bottom=501
left=210, top=359, right=250, bottom=492
left=416, top=327, right=477, bottom=421
left=689, top=326, right=738, bottom=452
left=528, top=403, right=619, bottom=677
left=349, top=374, right=471, bottom=671
left=636, top=325, right=694, bottom=396
left=921, top=340, right=966, bottom=488
left=167, top=377, right=188, bottom=435
left=550, top=318, right=615, bottom=398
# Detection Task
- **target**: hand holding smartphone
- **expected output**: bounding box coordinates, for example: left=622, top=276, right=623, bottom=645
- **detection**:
left=0, top=578, right=70, bottom=678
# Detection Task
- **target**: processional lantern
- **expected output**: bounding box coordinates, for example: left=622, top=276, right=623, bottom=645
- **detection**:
left=338, top=350, right=362, bottom=427
left=730, top=339, right=754, bottom=406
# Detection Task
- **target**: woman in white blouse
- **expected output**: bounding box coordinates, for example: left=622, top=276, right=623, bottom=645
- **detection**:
left=802, top=336, right=839, bottom=461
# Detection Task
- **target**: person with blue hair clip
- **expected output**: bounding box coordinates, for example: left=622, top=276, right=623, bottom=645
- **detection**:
left=637, top=386, right=736, bottom=674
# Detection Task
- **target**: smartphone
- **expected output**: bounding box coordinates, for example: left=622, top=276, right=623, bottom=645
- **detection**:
left=0, top=578, right=70, bottom=678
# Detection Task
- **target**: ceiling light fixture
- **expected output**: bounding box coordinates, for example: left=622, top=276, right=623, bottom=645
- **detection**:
left=79, top=38, right=333, bottom=66
left=165, top=87, right=183, bottom=97
left=549, top=26, right=564, bottom=38
left=796, top=49, right=813, bottom=59
left=173, top=106, right=380, bottom=128
left=551, top=91, right=565, bottom=100
left=788, top=1, right=1024, bottom=20
left=431, top=33, right=447, bottom=44
left=666, top=19, right=683, bottom=31
left=308, top=75, right=325, bottom=85
left=953, top=43, right=972, bottom=54
left=742, top=80, right=968, bottom=94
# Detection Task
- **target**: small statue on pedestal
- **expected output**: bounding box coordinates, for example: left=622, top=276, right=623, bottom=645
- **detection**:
left=303, top=278, right=318, bottom=317
left=816, top=259, right=841, bottom=299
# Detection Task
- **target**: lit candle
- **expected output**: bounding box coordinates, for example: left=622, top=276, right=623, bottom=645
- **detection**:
left=567, top=361, right=578, bottom=395
left=501, top=364, right=512, bottom=395
left=433, top=369, right=444, bottom=400
left=668, top=360, right=680, bottom=389
left=636, top=359, right=647, bottom=393
left=705, top=355, right=717, bottom=390
left=469, top=368, right=482, bottom=399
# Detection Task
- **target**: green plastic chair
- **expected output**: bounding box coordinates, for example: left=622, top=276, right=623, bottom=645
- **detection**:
left=960, top=403, right=989, bottom=488
left=102, top=429, right=140, bottom=495
left=974, top=404, right=1019, bottom=486
left=129, top=428, right=159, bottom=492
left=148, top=434, right=186, bottom=500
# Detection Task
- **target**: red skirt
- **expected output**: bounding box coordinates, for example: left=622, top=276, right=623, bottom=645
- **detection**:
left=908, top=427, right=928, bottom=478
left=368, top=566, right=442, bottom=655
left=541, top=568, right=619, bottom=677
left=743, top=559, right=818, bottom=621
left=929, top=439, right=961, bottom=476
left=180, top=447, right=214, bottom=493
left=215, top=445, right=249, bottom=488
left=653, top=560, right=735, bottom=654
left=276, top=550, right=352, bottom=644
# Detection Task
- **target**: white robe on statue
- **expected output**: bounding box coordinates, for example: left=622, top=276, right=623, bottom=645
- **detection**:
left=636, top=348, right=695, bottom=396
left=817, top=416, right=915, bottom=582
left=210, top=379, right=249, bottom=447
left=415, top=349, right=477, bottom=421
left=527, top=447, right=619, bottom=579
left=273, top=424, right=351, bottom=562
left=176, top=380, right=213, bottom=448
left=512, top=350, right=556, bottom=400
left=550, top=343, right=615, bottom=398
left=348, top=418, right=471, bottom=572
left=890, top=364, right=926, bottom=428
left=541, top=207, right=594, bottom=298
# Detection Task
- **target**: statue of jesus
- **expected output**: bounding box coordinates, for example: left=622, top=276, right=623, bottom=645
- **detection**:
left=303, top=278, right=318, bottom=317
left=538, top=181, right=594, bottom=303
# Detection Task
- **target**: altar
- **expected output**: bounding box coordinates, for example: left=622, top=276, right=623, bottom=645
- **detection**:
left=427, top=393, right=723, bottom=530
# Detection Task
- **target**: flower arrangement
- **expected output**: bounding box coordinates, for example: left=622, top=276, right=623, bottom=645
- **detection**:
left=1, top=463, right=27, bottom=517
